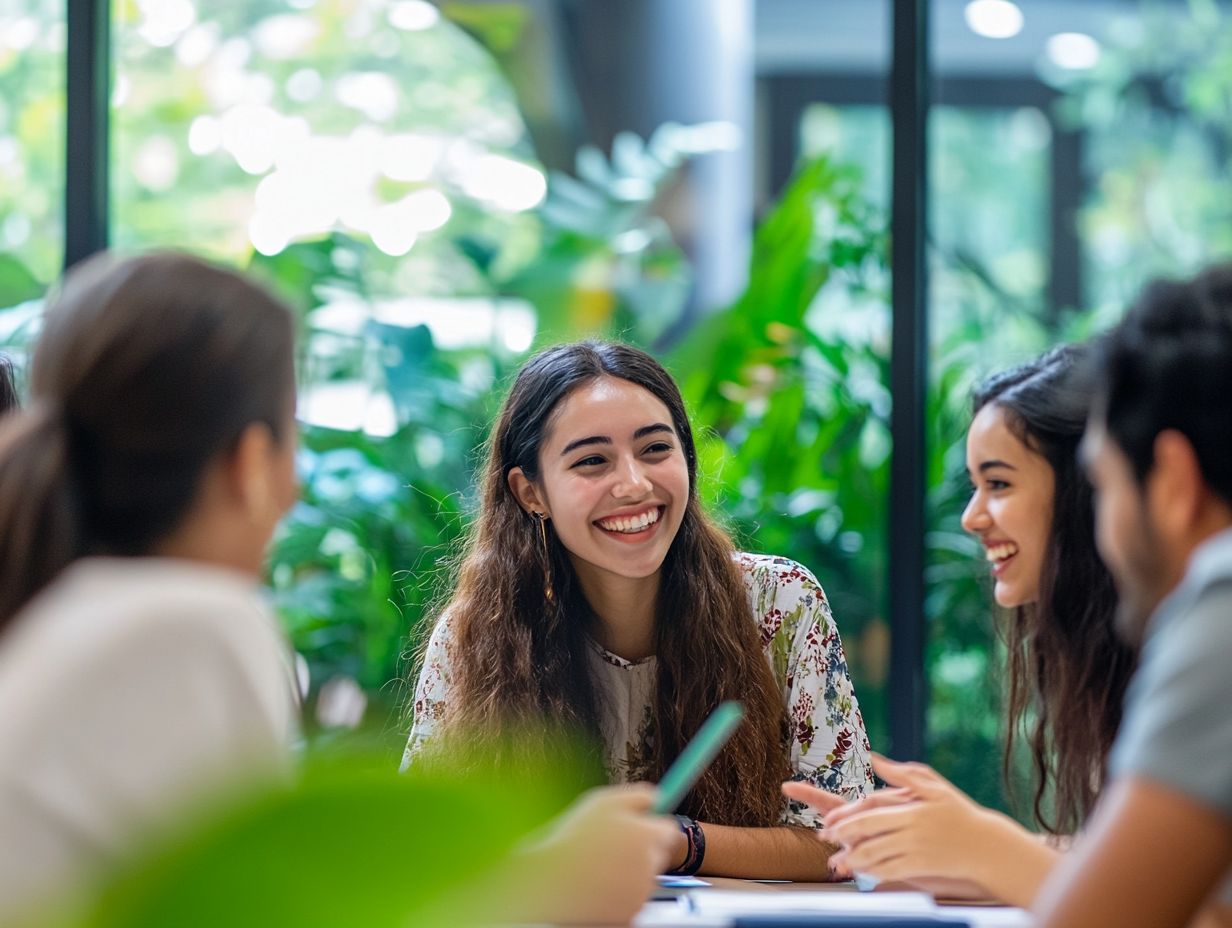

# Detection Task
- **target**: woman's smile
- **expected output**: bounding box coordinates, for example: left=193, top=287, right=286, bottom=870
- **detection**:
left=984, top=540, right=1020, bottom=576
left=594, top=505, right=665, bottom=540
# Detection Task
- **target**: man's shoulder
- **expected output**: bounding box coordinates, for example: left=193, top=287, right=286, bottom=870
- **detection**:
left=1162, top=528, right=1232, bottom=623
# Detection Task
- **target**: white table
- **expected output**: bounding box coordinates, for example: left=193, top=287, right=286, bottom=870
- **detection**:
left=631, top=878, right=1033, bottom=928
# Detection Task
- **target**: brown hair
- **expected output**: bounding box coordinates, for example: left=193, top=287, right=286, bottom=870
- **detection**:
left=0, top=355, right=17, bottom=416
left=0, top=252, right=295, bottom=633
left=974, top=345, right=1137, bottom=833
left=422, top=341, right=790, bottom=826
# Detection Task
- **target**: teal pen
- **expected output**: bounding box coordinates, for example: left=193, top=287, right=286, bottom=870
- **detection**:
left=652, top=700, right=746, bottom=814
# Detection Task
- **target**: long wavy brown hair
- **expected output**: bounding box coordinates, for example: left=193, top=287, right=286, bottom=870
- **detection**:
left=418, top=341, right=790, bottom=826
left=975, top=345, right=1138, bottom=834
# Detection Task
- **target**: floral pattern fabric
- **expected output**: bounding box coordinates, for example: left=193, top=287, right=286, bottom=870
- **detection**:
left=404, top=552, right=874, bottom=827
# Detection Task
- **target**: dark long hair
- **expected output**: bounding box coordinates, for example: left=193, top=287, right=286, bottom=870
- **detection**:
left=0, top=252, right=295, bottom=633
left=0, top=355, right=17, bottom=416
left=974, top=344, right=1137, bottom=833
left=425, top=341, right=790, bottom=826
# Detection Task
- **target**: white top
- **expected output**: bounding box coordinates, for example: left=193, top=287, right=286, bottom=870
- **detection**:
left=0, top=557, right=299, bottom=918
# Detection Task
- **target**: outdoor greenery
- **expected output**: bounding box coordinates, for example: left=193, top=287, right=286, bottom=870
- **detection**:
left=2, top=0, right=1231, bottom=819
left=1065, top=0, right=1232, bottom=315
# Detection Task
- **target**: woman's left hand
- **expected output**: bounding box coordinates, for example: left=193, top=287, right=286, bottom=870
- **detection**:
left=781, top=779, right=902, bottom=880
left=819, top=754, right=1010, bottom=888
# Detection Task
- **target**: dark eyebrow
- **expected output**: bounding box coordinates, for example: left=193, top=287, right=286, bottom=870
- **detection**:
left=976, top=459, right=1016, bottom=473
left=559, top=423, right=675, bottom=456
left=634, top=423, right=675, bottom=440
left=561, top=435, right=611, bottom=456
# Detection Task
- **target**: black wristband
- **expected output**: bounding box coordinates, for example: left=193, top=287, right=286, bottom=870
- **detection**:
left=668, top=814, right=706, bottom=875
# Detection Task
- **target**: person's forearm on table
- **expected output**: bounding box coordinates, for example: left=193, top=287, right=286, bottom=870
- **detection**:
left=967, top=808, right=1061, bottom=908
left=668, top=823, right=838, bottom=881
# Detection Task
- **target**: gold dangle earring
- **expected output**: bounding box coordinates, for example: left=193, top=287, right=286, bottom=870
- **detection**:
left=535, top=511, right=556, bottom=604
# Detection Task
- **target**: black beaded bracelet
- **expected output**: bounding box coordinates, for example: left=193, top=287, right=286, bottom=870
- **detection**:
left=668, top=813, right=706, bottom=875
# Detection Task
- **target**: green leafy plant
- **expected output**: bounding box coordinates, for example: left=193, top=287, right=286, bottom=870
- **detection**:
left=667, top=156, right=892, bottom=747
left=59, top=738, right=593, bottom=928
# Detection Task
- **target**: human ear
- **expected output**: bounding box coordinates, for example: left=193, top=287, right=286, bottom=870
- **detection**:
left=507, top=466, right=548, bottom=517
left=230, top=422, right=277, bottom=523
left=1148, top=430, right=1203, bottom=539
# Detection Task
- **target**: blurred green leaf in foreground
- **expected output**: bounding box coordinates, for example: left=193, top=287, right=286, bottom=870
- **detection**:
left=31, top=734, right=597, bottom=928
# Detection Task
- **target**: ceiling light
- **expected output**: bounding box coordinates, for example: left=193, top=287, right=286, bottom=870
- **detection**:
left=1046, top=32, right=1102, bottom=70
left=964, top=0, right=1024, bottom=40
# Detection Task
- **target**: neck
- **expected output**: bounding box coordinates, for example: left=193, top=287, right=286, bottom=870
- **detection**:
left=151, top=511, right=263, bottom=578
left=1152, top=505, right=1232, bottom=615
left=1177, top=506, right=1232, bottom=577
left=572, top=562, right=660, bottom=662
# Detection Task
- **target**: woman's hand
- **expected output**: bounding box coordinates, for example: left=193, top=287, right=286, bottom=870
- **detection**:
left=825, top=755, right=1007, bottom=885
left=786, top=754, right=1057, bottom=906
left=781, top=773, right=920, bottom=881
left=515, top=784, right=678, bottom=925
left=780, top=780, right=868, bottom=879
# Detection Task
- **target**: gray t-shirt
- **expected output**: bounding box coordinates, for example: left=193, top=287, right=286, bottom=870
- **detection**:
left=1109, top=527, right=1232, bottom=905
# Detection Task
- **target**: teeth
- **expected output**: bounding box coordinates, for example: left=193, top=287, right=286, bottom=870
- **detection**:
left=985, top=543, right=1019, bottom=562
left=599, top=508, right=660, bottom=534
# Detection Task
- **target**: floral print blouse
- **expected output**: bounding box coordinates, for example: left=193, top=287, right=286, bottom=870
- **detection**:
left=404, top=552, right=874, bottom=827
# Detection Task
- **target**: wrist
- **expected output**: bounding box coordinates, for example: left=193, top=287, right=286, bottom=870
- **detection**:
left=967, top=808, right=1015, bottom=886
left=971, top=808, right=1046, bottom=902
left=671, top=826, right=689, bottom=871
left=668, top=815, right=706, bottom=875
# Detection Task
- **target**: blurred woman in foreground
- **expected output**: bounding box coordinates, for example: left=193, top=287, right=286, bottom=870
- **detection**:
left=0, top=253, right=671, bottom=925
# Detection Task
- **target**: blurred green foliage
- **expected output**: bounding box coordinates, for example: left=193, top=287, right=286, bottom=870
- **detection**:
left=669, top=157, right=892, bottom=747
left=1063, top=0, right=1232, bottom=316
left=40, top=735, right=595, bottom=928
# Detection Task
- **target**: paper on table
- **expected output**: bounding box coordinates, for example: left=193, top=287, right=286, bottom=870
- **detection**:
left=659, top=875, right=711, bottom=888
left=937, top=908, right=1032, bottom=927
left=854, top=872, right=880, bottom=892
left=637, top=901, right=1030, bottom=928
left=684, top=890, right=936, bottom=916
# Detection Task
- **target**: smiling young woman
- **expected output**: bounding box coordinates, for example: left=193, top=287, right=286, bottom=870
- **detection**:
left=403, top=341, right=873, bottom=880
left=786, top=344, right=1140, bottom=906
left=967, top=345, right=1137, bottom=835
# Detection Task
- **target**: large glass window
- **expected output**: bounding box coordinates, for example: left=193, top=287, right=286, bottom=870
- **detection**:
left=764, top=0, right=1232, bottom=813
left=755, top=0, right=893, bottom=753
left=110, top=1, right=552, bottom=710
left=927, top=0, right=1232, bottom=812
left=111, top=2, right=538, bottom=278
left=19, top=0, right=1232, bottom=760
